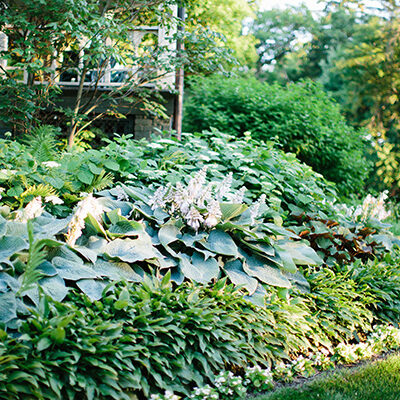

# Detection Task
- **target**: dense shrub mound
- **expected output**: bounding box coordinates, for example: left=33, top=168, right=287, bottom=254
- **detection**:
left=183, top=76, right=371, bottom=195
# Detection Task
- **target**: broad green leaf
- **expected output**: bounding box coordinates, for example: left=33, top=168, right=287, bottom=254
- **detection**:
left=241, top=250, right=291, bottom=288
left=190, top=251, right=220, bottom=283
left=114, top=287, right=130, bottom=310
left=76, top=279, right=108, bottom=301
left=77, top=169, right=94, bottom=185
left=103, top=234, right=159, bottom=263
left=94, top=259, right=144, bottom=282
left=277, top=241, right=323, bottom=265
left=0, top=236, right=28, bottom=264
left=220, top=203, right=248, bottom=221
left=200, top=230, right=238, bottom=257
left=158, top=224, right=182, bottom=247
left=0, top=292, right=17, bottom=323
left=224, top=259, right=258, bottom=295
left=52, top=257, right=99, bottom=281
left=107, top=219, right=144, bottom=238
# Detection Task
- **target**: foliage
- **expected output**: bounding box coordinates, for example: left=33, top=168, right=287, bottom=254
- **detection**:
left=186, top=0, right=257, bottom=68
left=0, top=279, right=301, bottom=399
left=183, top=76, right=370, bottom=195
left=0, top=0, right=233, bottom=144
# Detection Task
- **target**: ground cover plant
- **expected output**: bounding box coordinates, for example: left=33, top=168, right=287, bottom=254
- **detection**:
left=1, top=129, right=400, bottom=399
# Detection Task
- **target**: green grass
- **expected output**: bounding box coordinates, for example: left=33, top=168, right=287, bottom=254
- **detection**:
left=254, top=353, right=400, bottom=400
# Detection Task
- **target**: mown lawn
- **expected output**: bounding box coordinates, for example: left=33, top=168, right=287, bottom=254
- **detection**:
left=254, top=353, right=400, bottom=400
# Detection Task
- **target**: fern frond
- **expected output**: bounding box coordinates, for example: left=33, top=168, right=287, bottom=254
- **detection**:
left=17, top=220, right=46, bottom=295
left=88, top=170, right=114, bottom=192
left=23, top=125, right=61, bottom=162
left=20, top=184, right=58, bottom=201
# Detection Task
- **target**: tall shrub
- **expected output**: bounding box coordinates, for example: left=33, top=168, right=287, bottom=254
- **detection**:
left=184, top=76, right=371, bottom=196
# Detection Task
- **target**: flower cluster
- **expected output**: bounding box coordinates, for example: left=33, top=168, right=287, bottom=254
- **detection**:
left=338, top=191, right=391, bottom=222
left=150, top=390, right=180, bottom=400
left=14, top=195, right=63, bottom=222
left=149, top=167, right=248, bottom=231
left=66, top=194, right=105, bottom=247
left=244, top=365, right=274, bottom=392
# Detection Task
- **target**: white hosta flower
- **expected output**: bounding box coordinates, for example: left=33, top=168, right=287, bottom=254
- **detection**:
left=15, top=196, right=44, bottom=222
left=250, top=194, right=266, bottom=223
left=187, top=166, right=207, bottom=201
left=66, top=194, right=104, bottom=247
left=185, top=206, right=204, bottom=231
left=228, top=186, right=246, bottom=203
left=216, top=172, right=233, bottom=201
left=196, top=182, right=213, bottom=208
left=42, top=161, right=61, bottom=168
left=45, top=195, right=64, bottom=205
left=149, top=186, right=167, bottom=210
left=0, top=187, right=4, bottom=200
left=204, top=199, right=222, bottom=228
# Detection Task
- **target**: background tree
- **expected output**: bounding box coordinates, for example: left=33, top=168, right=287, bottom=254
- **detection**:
left=0, top=0, right=234, bottom=146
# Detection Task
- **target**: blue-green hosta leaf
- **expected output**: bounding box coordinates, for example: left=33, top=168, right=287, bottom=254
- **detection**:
left=0, top=292, right=17, bottom=323
left=73, top=246, right=98, bottom=264
left=38, top=261, right=58, bottom=277
left=240, top=239, right=275, bottom=257
left=107, top=220, right=145, bottom=238
left=284, top=270, right=310, bottom=293
left=244, top=284, right=267, bottom=307
left=274, top=248, right=297, bottom=274
left=34, top=215, right=70, bottom=237
left=277, top=241, right=323, bottom=266
left=159, top=224, right=182, bottom=247
left=190, top=251, right=220, bottom=283
left=224, top=259, right=258, bottom=295
left=5, top=222, right=28, bottom=238
left=0, top=236, right=28, bottom=265
left=178, top=254, right=204, bottom=283
left=240, top=250, right=291, bottom=288
left=53, top=245, right=84, bottom=264
left=0, top=215, right=6, bottom=236
left=94, top=259, right=144, bottom=282
left=40, top=275, right=69, bottom=302
left=0, top=272, right=20, bottom=292
left=52, top=257, right=99, bottom=281
left=180, top=232, right=207, bottom=247
left=76, top=279, right=108, bottom=301
left=103, top=233, right=159, bottom=263
left=96, top=197, right=133, bottom=217
left=170, top=267, right=184, bottom=285
left=263, top=223, right=300, bottom=239
left=220, top=203, right=248, bottom=221
left=200, top=230, right=238, bottom=257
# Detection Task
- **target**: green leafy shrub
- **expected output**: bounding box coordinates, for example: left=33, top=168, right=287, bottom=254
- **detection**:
left=0, top=279, right=298, bottom=399
left=184, top=76, right=371, bottom=195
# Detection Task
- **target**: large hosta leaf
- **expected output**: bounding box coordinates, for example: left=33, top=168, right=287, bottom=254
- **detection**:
left=277, top=241, right=323, bottom=266
left=0, top=292, right=17, bottom=323
left=159, top=224, right=182, bottom=247
left=0, top=236, right=28, bottom=264
left=200, top=230, right=238, bottom=257
left=224, top=259, right=258, bottom=295
left=220, top=203, right=248, bottom=221
left=240, top=250, right=291, bottom=288
left=190, top=251, right=220, bottom=283
left=94, top=259, right=144, bottom=282
left=103, top=233, right=159, bottom=263
left=52, top=257, right=99, bottom=281
left=76, top=279, right=108, bottom=301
